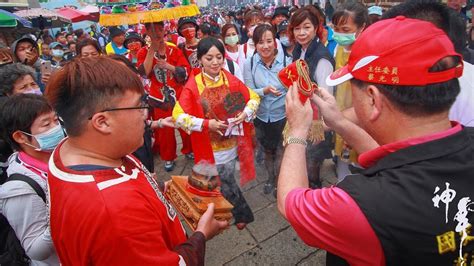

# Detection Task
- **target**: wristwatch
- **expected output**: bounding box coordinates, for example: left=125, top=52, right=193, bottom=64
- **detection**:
left=284, top=136, right=308, bottom=147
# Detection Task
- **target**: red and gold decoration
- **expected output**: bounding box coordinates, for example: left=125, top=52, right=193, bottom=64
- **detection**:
left=166, top=163, right=233, bottom=230
left=97, top=0, right=200, bottom=26
left=278, top=59, right=325, bottom=144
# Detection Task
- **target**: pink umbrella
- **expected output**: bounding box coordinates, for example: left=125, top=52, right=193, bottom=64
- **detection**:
left=56, top=7, right=97, bottom=23
left=79, top=5, right=100, bottom=14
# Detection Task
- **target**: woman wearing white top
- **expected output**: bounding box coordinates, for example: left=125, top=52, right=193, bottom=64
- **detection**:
left=222, top=24, right=246, bottom=77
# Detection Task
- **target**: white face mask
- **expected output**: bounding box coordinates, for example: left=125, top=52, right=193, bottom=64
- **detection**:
left=24, top=89, right=42, bottom=95
left=52, top=49, right=64, bottom=58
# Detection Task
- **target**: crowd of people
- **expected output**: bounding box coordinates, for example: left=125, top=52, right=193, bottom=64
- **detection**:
left=0, top=0, right=473, bottom=265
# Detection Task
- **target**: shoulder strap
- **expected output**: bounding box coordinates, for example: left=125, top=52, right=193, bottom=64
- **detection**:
left=250, top=54, right=257, bottom=89
left=244, top=43, right=247, bottom=58
left=6, top=174, right=46, bottom=203
left=226, top=58, right=235, bottom=75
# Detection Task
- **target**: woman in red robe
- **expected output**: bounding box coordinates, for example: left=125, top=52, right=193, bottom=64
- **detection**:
left=173, top=37, right=260, bottom=229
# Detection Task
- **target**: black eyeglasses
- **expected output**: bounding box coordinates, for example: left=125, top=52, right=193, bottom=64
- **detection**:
left=88, top=95, right=150, bottom=120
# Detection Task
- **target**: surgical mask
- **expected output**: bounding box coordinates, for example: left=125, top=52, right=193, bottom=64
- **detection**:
left=181, top=28, right=196, bottom=40
left=332, top=32, right=356, bottom=47
left=225, top=35, right=239, bottom=46
left=280, top=36, right=290, bottom=47
left=52, top=49, right=64, bottom=58
left=24, top=89, right=42, bottom=95
left=22, top=124, right=65, bottom=152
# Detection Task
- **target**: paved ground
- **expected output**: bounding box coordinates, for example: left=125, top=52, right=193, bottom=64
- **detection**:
left=154, top=136, right=337, bottom=265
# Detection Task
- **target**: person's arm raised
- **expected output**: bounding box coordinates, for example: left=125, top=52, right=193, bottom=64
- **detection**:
left=311, top=88, right=379, bottom=154
left=277, top=82, right=312, bottom=218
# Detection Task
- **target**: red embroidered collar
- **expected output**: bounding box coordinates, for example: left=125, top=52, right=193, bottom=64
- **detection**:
left=358, top=121, right=462, bottom=168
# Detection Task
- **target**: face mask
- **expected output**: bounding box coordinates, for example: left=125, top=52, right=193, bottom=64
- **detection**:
left=128, top=42, right=142, bottom=51
left=52, top=49, right=64, bottom=58
left=22, top=124, right=65, bottom=152
left=24, top=89, right=42, bottom=95
left=181, top=28, right=196, bottom=40
left=280, top=36, right=290, bottom=47
left=225, top=35, right=239, bottom=46
left=333, top=32, right=356, bottom=47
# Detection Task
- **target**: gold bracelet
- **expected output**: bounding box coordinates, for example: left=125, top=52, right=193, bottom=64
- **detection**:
left=285, top=136, right=308, bottom=147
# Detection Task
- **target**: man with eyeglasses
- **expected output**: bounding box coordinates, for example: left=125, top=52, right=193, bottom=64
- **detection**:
left=45, top=57, right=228, bottom=265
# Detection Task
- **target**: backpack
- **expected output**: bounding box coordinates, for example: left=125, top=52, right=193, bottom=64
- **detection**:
left=0, top=174, right=46, bottom=266
left=226, top=58, right=235, bottom=75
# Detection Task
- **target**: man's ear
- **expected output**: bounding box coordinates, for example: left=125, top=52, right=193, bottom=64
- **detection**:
left=365, top=85, right=382, bottom=122
left=90, top=113, right=112, bottom=134
left=12, top=130, right=29, bottom=145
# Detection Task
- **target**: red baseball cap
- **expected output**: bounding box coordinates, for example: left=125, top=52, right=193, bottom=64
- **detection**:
left=326, top=16, right=463, bottom=87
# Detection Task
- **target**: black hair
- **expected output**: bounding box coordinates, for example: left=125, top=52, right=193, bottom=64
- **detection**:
left=332, top=2, right=369, bottom=29
left=0, top=94, right=53, bottom=151
left=0, top=63, right=36, bottom=96
left=197, top=37, right=225, bottom=59
left=108, top=54, right=140, bottom=75
left=144, top=21, right=164, bottom=29
left=55, top=32, right=65, bottom=39
left=351, top=56, right=461, bottom=116
left=382, top=0, right=466, bottom=55
left=200, top=23, right=213, bottom=35
left=77, top=38, right=103, bottom=56
left=252, top=24, right=275, bottom=45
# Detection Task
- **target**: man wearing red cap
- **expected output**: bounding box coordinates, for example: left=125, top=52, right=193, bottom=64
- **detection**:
left=278, top=16, right=473, bottom=265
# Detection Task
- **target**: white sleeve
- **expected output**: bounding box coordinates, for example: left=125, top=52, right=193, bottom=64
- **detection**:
left=175, top=114, right=204, bottom=133
left=232, top=62, right=244, bottom=83
left=2, top=191, right=55, bottom=261
left=314, top=58, right=335, bottom=95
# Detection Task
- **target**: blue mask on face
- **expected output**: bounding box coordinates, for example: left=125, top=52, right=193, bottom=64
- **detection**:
left=22, top=124, right=66, bottom=152
left=279, top=36, right=290, bottom=47
left=52, top=49, right=64, bottom=58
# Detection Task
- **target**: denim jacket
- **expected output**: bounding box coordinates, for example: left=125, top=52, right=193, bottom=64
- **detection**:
left=243, top=51, right=292, bottom=123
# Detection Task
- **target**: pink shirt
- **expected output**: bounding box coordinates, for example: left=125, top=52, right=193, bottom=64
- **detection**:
left=285, top=122, right=463, bottom=265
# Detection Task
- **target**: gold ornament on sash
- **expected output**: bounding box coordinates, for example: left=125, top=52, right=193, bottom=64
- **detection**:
left=277, top=59, right=325, bottom=145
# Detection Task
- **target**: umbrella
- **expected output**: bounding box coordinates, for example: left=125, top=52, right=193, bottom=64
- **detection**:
left=79, top=5, right=100, bottom=14
left=0, top=9, right=32, bottom=28
left=14, top=8, right=71, bottom=28
left=56, top=7, right=97, bottom=22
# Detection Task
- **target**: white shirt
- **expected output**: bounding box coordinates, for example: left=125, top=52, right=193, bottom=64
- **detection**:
left=450, top=60, right=474, bottom=126
left=299, top=51, right=334, bottom=95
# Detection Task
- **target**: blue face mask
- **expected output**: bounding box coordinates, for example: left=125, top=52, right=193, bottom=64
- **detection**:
left=22, top=124, right=65, bottom=152
left=280, top=36, right=291, bottom=47
left=52, top=49, right=64, bottom=58
left=333, top=32, right=356, bottom=47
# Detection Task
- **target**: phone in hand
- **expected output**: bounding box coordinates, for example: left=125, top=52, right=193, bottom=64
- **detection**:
left=40, top=61, right=51, bottom=75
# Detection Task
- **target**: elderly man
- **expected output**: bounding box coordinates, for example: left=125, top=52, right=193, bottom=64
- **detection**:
left=45, top=57, right=227, bottom=265
left=278, top=17, right=473, bottom=265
